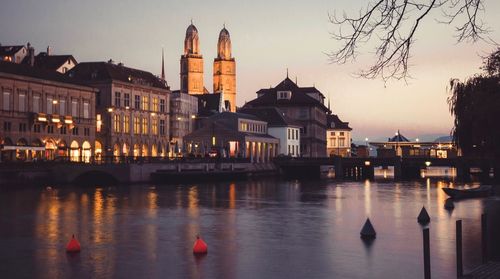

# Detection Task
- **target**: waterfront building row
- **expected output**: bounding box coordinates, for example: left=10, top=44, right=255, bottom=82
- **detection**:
left=0, top=60, right=96, bottom=162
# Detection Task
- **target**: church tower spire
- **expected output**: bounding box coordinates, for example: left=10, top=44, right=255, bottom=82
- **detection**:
left=180, top=21, right=204, bottom=94
left=161, top=48, right=165, bottom=81
left=213, top=25, right=236, bottom=112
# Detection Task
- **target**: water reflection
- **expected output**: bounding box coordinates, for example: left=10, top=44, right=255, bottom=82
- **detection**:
left=0, top=179, right=497, bottom=278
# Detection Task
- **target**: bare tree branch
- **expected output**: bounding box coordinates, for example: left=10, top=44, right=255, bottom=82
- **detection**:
left=328, top=0, right=497, bottom=83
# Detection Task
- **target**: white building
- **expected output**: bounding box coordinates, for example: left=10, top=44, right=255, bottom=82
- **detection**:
left=239, top=107, right=301, bottom=157
left=326, top=114, right=352, bottom=157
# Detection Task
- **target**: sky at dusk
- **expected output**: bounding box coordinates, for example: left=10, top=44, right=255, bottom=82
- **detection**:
left=1, top=0, right=499, bottom=140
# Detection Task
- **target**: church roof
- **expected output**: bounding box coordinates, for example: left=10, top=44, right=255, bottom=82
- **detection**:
left=186, top=23, right=198, bottom=35
left=68, top=61, right=168, bottom=89
left=246, top=77, right=329, bottom=111
left=219, top=27, right=230, bottom=38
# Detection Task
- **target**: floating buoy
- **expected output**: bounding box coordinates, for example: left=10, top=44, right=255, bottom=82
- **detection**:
left=418, top=206, right=431, bottom=224
left=444, top=199, right=454, bottom=210
left=360, top=218, right=376, bottom=240
left=66, top=234, right=81, bottom=253
left=193, top=235, right=208, bottom=255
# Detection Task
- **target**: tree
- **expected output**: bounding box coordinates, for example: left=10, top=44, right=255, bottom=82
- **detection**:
left=448, top=48, right=500, bottom=158
left=329, top=0, right=496, bottom=82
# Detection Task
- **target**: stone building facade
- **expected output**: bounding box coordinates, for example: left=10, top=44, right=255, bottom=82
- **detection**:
left=213, top=26, right=236, bottom=112
left=0, top=61, right=96, bottom=162
left=243, top=77, right=329, bottom=157
left=180, top=23, right=205, bottom=95
left=326, top=114, right=352, bottom=157
left=180, top=23, right=237, bottom=111
left=69, top=61, right=170, bottom=160
left=184, top=112, right=279, bottom=162
left=170, top=90, right=198, bottom=155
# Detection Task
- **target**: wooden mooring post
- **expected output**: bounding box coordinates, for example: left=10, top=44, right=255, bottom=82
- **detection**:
left=423, top=228, right=431, bottom=279
left=482, top=213, right=488, bottom=264
left=456, top=220, right=463, bottom=278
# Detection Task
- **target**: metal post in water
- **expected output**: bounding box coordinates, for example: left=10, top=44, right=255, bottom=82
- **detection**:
left=456, top=220, right=463, bottom=278
left=423, top=228, right=431, bottom=279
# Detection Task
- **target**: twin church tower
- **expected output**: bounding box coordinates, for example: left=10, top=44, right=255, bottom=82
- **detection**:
left=180, top=22, right=236, bottom=112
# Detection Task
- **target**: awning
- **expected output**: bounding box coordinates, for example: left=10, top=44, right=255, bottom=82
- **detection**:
left=2, top=145, right=46, bottom=151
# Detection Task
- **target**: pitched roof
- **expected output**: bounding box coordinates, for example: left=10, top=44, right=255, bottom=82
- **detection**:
left=196, top=93, right=223, bottom=116
left=388, top=131, right=410, bottom=142
left=211, top=111, right=262, bottom=122
left=0, top=60, right=92, bottom=89
left=185, top=120, right=276, bottom=141
left=327, top=114, right=352, bottom=130
left=33, top=54, right=77, bottom=71
left=246, top=77, right=329, bottom=111
left=0, top=45, right=24, bottom=56
left=68, top=61, right=167, bottom=89
left=238, top=107, right=301, bottom=127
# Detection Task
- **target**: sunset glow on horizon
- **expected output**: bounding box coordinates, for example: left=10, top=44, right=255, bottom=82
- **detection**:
left=2, top=0, right=499, bottom=140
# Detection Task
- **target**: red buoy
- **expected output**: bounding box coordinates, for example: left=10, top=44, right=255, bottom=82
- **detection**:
left=193, top=235, right=208, bottom=254
left=66, top=234, right=81, bottom=253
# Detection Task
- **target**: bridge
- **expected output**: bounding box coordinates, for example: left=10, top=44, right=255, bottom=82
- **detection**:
left=273, top=156, right=500, bottom=180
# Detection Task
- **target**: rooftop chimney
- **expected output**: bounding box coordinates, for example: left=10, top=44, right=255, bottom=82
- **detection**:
left=27, top=42, right=35, bottom=67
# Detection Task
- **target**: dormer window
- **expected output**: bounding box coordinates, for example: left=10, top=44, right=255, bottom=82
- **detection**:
left=277, top=91, right=292, bottom=100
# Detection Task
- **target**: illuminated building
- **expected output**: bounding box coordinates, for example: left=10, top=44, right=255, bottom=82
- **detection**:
left=68, top=61, right=170, bottom=160
left=370, top=131, right=458, bottom=158
left=213, top=26, right=236, bottom=112
left=183, top=112, right=279, bottom=162
left=243, top=76, right=329, bottom=157
left=179, top=22, right=237, bottom=110
left=0, top=44, right=28, bottom=63
left=0, top=60, right=96, bottom=162
left=326, top=114, right=352, bottom=157
left=169, top=90, right=198, bottom=155
left=239, top=107, right=301, bottom=157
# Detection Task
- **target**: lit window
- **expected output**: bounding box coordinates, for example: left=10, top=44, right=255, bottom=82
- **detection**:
left=142, top=117, right=148, bottom=134
left=151, top=117, right=158, bottom=135
left=142, top=96, right=149, bottom=110
left=152, top=97, right=159, bottom=112
left=123, top=115, right=130, bottom=133
left=133, top=116, right=140, bottom=134
left=113, top=114, right=120, bottom=133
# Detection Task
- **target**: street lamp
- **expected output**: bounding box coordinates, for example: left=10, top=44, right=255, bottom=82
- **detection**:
left=365, top=137, right=369, bottom=157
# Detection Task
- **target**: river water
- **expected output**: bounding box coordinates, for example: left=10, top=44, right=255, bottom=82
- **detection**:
left=1, top=177, right=499, bottom=279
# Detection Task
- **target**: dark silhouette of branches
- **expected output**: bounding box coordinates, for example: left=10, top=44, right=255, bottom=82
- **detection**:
left=329, top=0, right=496, bottom=82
